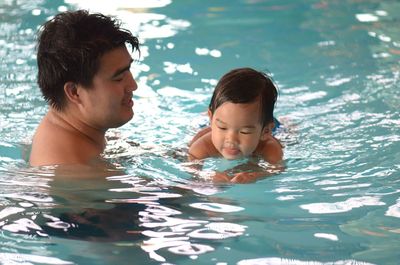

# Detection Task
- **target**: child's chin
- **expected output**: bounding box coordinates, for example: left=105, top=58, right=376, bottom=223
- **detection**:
left=222, top=153, right=243, bottom=160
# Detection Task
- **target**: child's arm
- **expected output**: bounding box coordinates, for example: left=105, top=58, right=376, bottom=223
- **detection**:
left=230, top=171, right=269, bottom=183
left=187, top=132, right=232, bottom=182
left=228, top=158, right=284, bottom=183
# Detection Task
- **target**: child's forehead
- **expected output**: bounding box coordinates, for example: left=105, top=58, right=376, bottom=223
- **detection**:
left=213, top=101, right=262, bottom=124
left=216, top=100, right=261, bottom=111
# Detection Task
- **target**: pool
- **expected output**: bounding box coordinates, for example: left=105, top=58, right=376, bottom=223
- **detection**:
left=1, top=0, right=399, bottom=264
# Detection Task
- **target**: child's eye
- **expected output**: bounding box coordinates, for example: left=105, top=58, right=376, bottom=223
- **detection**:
left=240, top=131, right=253, bottom=135
left=217, top=126, right=227, bottom=131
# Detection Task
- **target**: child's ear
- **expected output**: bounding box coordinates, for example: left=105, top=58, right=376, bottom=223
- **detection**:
left=208, top=109, right=213, bottom=121
left=64, top=82, right=81, bottom=104
left=260, top=122, right=274, bottom=141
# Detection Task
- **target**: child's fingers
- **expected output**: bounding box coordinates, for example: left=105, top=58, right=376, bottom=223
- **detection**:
left=212, top=172, right=231, bottom=183
left=231, top=173, right=256, bottom=183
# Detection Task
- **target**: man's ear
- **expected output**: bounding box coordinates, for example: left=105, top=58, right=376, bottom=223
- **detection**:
left=64, top=82, right=81, bottom=104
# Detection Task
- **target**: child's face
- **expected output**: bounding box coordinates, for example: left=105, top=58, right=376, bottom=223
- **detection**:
left=209, top=101, right=267, bottom=160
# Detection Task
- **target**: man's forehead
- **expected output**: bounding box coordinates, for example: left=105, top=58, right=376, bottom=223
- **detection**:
left=97, top=47, right=132, bottom=72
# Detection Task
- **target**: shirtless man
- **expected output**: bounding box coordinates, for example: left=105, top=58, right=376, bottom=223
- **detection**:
left=30, top=10, right=140, bottom=166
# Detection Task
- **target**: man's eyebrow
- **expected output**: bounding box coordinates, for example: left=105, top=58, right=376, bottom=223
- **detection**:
left=111, top=59, right=133, bottom=79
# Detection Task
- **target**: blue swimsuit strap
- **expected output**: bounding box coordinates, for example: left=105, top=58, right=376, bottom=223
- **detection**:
left=272, top=117, right=280, bottom=134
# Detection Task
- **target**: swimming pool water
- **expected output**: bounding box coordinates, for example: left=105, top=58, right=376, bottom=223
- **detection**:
left=1, top=0, right=399, bottom=264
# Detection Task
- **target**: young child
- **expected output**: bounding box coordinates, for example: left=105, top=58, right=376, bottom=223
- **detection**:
left=188, top=67, right=283, bottom=183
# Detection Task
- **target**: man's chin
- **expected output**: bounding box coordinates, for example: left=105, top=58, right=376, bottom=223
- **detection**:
left=111, top=114, right=133, bottom=128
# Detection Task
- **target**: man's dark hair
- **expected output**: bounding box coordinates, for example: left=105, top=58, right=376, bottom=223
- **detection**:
left=37, top=10, right=140, bottom=110
left=209, top=67, right=278, bottom=128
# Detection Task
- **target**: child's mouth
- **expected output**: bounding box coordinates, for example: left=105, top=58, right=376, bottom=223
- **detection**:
left=223, top=147, right=240, bottom=156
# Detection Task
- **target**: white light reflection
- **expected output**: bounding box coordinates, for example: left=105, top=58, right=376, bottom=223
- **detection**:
left=31, top=9, right=41, bottom=16
left=195, top=47, right=222, bottom=57
left=0, top=207, right=25, bottom=219
left=2, top=218, right=44, bottom=234
left=168, top=243, right=214, bottom=256
left=64, top=0, right=172, bottom=11
left=2, top=193, right=53, bottom=203
left=317, top=40, right=335, bottom=47
left=372, top=52, right=390, bottom=58
left=157, top=86, right=209, bottom=101
left=325, top=76, right=352, bottom=87
left=139, top=202, right=246, bottom=262
left=237, top=257, right=375, bottom=265
left=45, top=221, right=71, bottom=231
left=134, top=76, right=158, bottom=98
left=64, top=1, right=189, bottom=41
left=163, top=62, right=195, bottom=75
left=296, top=91, right=327, bottom=102
left=276, top=195, right=303, bottom=201
left=188, top=222, right=247, bottom=239
left=0, top=253, right=73, bottom=265
left=140, top=211, right=207, bottom=229
left=375, top=10, right=387, bottom=16
left=58, top=6, right=68, bottom=12
left=314, top=233, right=338, bottom=241
left=189, top=202, right=244, bottom=213
left=356, top=13, right=379, bottom=22
left=300, top=196, right=385, bottom=214
left=201, top=78, right=218, bottom=86
left=18, top=202, right=33, bottom=207
left=321, top=183, right=371, bottom=191
left=385, top=197, right=400, bottom=218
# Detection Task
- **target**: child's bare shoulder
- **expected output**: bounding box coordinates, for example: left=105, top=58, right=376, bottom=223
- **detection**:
left=256, top=136, right=283, bottom=164
left=188, top=130, right=217, bottom=160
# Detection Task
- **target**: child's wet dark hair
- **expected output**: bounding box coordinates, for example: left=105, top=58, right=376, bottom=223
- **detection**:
left=209, top=68, right=278, bottom=128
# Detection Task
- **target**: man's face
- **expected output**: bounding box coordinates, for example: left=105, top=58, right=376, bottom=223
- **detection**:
left=78, top=46, right=137, bottom=130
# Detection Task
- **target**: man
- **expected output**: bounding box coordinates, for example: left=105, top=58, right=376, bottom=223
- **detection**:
left=30, top=10, right=140, bottom=166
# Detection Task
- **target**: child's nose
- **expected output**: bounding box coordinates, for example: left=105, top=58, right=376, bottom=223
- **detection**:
left=226, top=130, right=238, bottom=143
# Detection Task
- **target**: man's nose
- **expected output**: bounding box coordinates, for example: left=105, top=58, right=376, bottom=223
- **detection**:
left=126, top=71, right=138, bottom=92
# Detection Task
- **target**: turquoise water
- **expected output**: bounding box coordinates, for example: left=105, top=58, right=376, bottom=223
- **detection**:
left=1, top=0, right=400, bottom=264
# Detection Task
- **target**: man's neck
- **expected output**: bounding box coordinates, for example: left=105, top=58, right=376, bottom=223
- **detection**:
left=47, top=107, right=106, bottom=151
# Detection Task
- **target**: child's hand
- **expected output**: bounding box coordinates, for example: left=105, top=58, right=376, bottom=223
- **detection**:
left=230, top=172, right=260, bottom=183
left=212, top=172, right=231, bottom=183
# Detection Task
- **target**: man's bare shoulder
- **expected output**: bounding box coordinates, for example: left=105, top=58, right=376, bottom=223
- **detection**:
left=30, top=116, right=101, bottom=166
